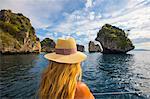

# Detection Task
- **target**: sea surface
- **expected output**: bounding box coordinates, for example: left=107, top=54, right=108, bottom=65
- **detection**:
left=0, top=51, right=150, bottom=99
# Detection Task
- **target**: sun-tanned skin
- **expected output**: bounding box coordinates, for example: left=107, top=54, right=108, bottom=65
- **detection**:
left=74, top=82, right=95, bottom=99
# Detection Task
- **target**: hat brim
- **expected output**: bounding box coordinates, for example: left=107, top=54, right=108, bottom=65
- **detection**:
left=44, top=51, right=87, bottom=64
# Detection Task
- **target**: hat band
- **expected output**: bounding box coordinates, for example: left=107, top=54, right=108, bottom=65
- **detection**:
left=55, top=48, right=77, bottom=55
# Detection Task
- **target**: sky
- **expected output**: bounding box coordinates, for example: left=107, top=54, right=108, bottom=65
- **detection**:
left=0, top=0, right=150, bottom=49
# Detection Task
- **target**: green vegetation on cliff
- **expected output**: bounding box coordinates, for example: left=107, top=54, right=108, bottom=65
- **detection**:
left=0, top=9, right=41, bottom=53
left=41, top=38, right=56, bottom=52
left=96, top=24, right=134, bottom=53
left=0, top=32, right=21, bottom=49
left=0, top=10, right=36, bottom=44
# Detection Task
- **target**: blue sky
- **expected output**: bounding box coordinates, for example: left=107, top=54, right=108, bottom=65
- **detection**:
left=0, top=0, right=150, bottom=49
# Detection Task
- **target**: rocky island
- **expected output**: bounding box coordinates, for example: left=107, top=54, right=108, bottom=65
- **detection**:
left=88, top=41, right=102, bottom=52
left=95, top=24, right=134, bottom=54
left=0, top=10, right=41, bottom=54
left=41, top=38, right=56, bottom=52
left=77, top=44, right=85, bottom=52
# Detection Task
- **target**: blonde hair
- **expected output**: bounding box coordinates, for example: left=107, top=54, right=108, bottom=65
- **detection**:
left=38, top=61, right=82, bottom=99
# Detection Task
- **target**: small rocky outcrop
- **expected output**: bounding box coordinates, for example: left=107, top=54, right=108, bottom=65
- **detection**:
left=95, top=24, right=134, bottom=54
left=41, top=38, right=56, bottom=52
left=88, top=41, right=102, bottom=52
left=0, top=9, right=41, bottom=54
left=77, top=44, right=85, bottom=52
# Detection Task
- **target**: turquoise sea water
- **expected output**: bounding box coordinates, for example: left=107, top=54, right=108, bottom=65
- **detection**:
left=0, top=51, right=150, bottom=99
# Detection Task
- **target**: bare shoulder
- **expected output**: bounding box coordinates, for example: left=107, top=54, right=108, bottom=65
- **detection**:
left=74, top=82, right=95, bottom=99
left=77, top=82, right=89, bottom=87
left=76, top=82, right=91, bottom=91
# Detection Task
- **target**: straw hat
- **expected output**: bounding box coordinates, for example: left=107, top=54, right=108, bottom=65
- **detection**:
left=44, top=38, right=87, bottom=63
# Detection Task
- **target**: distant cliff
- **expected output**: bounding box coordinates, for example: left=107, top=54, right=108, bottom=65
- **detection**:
left=41, top=38, right=55, bottom=52
left=88, top=41, right=102, bottom=53
left=95, top=24, right=134, bottom=53
left=0, top=9, right=41, bottom=54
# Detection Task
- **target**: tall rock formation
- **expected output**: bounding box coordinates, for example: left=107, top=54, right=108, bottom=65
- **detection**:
left=95, top=24, right=134, bottom=54
left=88, top=41, right=102, bottom=52
left=0, top=9, right=41, bottom=54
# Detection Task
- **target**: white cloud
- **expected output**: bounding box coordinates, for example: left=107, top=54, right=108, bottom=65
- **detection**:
left=49, top=0, right=150, bottom=49
left=85, top=0, right=93, bottom=8
left=89, top=12, right=95, bottom=20
left=1, top=0, right=150, bottom=49
left=0, top=0, right=66, bottom=28
left=49, top=21, right=74, bottom=33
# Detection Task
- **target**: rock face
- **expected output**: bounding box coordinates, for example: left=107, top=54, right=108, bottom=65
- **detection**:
left=77, top=44, right=85, bottom=52
left=41, top=38, right=56, bottom=52
left=0, top=9, right=41, bottom=54
left=88, top=41, right=102, bottom=52
left=95, top=24, right=134, bottom=54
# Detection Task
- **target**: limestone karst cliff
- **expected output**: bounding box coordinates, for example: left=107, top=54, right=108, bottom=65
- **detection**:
left=95, top=24, right=134, bottom=53
left=0, top=10, right=41, bottom=54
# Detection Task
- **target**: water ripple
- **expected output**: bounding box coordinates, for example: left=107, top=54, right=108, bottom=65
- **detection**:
left=0, top=51, right=150, bottom=99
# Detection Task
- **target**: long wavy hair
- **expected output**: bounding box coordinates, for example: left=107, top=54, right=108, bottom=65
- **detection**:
left=38, top=61, right=82, bottom=99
